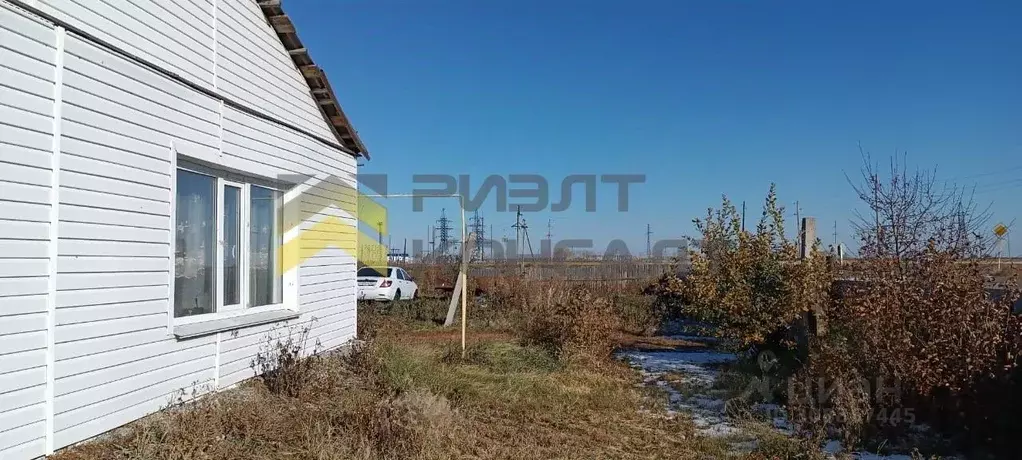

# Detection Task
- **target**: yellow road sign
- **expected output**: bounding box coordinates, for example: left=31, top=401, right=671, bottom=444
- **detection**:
left=994, top=223, right=1008, bottom=237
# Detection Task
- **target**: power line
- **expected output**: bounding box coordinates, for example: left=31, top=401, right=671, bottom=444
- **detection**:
left=973, top=178, right=1022, bottom=194
left=944, top=164, right=1022, bottom=182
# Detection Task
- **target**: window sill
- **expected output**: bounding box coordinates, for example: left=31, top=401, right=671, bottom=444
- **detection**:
left=173, top=309, right=300, bottom=340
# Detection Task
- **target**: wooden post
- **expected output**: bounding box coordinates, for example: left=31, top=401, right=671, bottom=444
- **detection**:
left=461, top=269, right=467, bottom=357
left=444, top=273, right=462, bottom=327
left=444, top=232, right=475, bottom=332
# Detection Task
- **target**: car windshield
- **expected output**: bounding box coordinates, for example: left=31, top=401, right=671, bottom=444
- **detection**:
left=357, top=267, right=392, bottom=277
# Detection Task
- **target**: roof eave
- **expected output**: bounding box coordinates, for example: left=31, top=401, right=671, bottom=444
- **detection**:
left=257, top=0, right=370, bottom=159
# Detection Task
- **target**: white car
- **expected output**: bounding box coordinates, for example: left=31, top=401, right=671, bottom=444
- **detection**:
left=357, top=266, right=418, bottom=301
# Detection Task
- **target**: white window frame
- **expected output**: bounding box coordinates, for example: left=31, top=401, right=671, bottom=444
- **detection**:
left=247, top=183, right=286, bottom=312
left=217, top=178, right=247, bottom=313
left=172, top=161, right=293, bottom=328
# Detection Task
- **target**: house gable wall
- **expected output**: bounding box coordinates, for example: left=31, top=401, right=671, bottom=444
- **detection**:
left=32, top=0, right=339, bottom=141
left=0, top=2, right=358, bottom=458
left=0, top=7, right=55, bottom=459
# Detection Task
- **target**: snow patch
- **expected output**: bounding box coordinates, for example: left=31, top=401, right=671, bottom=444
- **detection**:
left=618, top=347, right=738, bottom=437
left=823, top=440, right=916, bottom=460
left=621, top=339, right=936, bottom=459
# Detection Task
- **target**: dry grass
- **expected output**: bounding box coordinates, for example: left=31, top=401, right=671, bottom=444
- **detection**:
left=53, top=299, right=738, bottom=460
left=52, top=349, right=447, bottom=460
left=58, top=274, right=841, bottom=460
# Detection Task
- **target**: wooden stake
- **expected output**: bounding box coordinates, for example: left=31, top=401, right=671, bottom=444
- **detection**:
left=461, top=270, right=467, bottom=358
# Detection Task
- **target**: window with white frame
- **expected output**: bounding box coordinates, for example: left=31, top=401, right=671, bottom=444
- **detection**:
left=174, top=164, right=284, bottom=318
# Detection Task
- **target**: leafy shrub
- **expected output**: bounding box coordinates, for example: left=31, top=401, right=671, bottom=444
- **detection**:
left=789, top=152, right=1022, bottom=455
left=837, top=252, right=1020, bottom=396
left=793, top=250, right=1022, bottom=451
left=686, top=185, right=832, bottom=351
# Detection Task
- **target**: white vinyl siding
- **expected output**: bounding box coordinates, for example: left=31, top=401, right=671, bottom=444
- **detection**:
left=35, top=0, right=214, bottom=88
left=0, top=1, right=360, bottom=457
left=0, top=6, right=53, bottom=459
left=215, top=0, right=336, bottom=140
left=216, top=105, right=359, bottom=386
left=48, top=31, right=214, bottom=446
left=34, top=0, right=339, bottom=148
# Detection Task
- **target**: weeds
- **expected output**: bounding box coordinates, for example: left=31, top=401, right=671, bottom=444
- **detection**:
left=744, top=434, right=829, bottom=460
left=250, top=322, right=321, bottom=398
left=55, top=299, right=714, bottom=460
left=507, top=282, right=619, bottom=364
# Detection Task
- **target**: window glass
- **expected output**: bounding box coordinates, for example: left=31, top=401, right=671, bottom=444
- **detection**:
left=357, top=267, right=392, bottom=277
left=174, top=170, right=216, bottom=317
left=395, top=269, right=405, bottom=280
left=223, top=185, right=241, bottom=306
left=250, top=185, right=283, bottom=306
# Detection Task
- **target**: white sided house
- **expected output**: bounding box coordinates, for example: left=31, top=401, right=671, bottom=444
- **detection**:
left=0, top=0, right=368, bottom=458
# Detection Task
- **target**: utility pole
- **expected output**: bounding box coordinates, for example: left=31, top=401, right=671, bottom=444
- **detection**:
left=511, top=206, right=532, bottom=272
left=510, top=206, right=527, bottom=271
left=793, top=200, right=801, bottom=254
left=502, top=229, right=509, bottom=261
left=833, top=220, right=838, bottom=250
left=794, top=201, right=800, bottom=233
left=428, top=225, right=435, bottom=259
left=546, top=219, right=553, bottom=261
left=646, top=224, right=653, bottom=259
left=741, top=201, right=746, bottom=232
left=515, top=208, right=521, bottom=270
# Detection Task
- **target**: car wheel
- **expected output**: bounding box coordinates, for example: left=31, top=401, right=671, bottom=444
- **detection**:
left=412, top=289, right=418, bottom=300
left=394, top=289, right=401, bottom=301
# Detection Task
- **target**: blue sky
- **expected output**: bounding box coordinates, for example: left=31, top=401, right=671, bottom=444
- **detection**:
left=288, top=1, right=1021, bottom=256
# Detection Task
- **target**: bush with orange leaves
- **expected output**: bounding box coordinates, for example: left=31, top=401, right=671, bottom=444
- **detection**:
left=788, top=153, right=1022, bottom=455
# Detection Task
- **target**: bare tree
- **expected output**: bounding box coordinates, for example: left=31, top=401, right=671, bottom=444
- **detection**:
left=846, top=145, right=992, bottom=259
